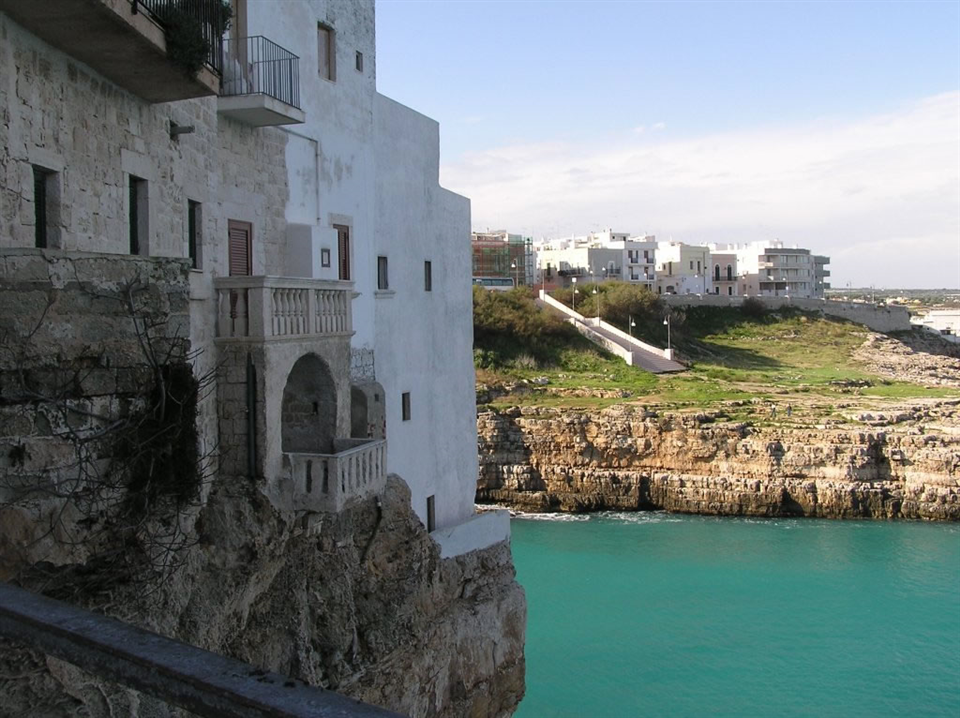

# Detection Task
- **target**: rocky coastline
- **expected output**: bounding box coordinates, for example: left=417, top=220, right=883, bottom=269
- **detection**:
left=477, top=400, right=960, bottom=520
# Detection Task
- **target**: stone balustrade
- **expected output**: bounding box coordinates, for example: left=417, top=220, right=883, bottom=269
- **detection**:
left=283, top=438, right=387, bottom=513
left=214, top=276, right=352, bottom=340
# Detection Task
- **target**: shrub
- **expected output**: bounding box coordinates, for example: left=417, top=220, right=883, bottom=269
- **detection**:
left=741, top=297, right=767, bottom=318
left=473, top=286, right=589, bottom=368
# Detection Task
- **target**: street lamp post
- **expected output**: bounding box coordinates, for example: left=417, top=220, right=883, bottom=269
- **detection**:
left=663, top=315, right=671, bottom=354
left=571, top=276, right=578, bottom=313
left=629, top=316, right=636, bottom=338
left=511, top=260, right=519, bottom=287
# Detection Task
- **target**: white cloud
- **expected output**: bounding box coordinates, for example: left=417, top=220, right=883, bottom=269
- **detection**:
left=441, top=92, right=960, bottom=288
left=651, top=121, right=666, bottom=131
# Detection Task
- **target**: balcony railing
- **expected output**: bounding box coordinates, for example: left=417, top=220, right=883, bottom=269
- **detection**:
left=284, top=439, right=388, bottom=513
left=221, top=35, right=300, bottom=108
left=214, top=276, right=352, bottom=341
left=132, top=0, right=227, bottom=75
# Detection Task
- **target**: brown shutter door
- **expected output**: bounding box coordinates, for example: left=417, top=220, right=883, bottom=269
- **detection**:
left=335, top=224, right=350, bottom=280
left=228, top=220, right=252, bottom=276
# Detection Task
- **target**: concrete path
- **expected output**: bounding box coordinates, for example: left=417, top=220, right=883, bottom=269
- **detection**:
left=535, top=297, right=686, bottom=374
left=587, top=321, right=686, bottom=373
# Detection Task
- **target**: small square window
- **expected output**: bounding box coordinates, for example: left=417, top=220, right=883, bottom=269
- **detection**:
left=401, top=392, right=411, bottom=421
left=355, top=51, right=363, bottom=72
left=424, top=260, right=432, bottom=291
left=377, top=255, right=389, bottom=290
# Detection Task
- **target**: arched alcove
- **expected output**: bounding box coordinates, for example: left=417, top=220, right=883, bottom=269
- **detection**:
left=281, top=353, right=337, bottom=454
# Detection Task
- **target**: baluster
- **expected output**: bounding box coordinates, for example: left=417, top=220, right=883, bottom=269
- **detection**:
left=313, top=289, right=323, bottom=334
left=235, top=290, right=248, bottom=336
left=271, top=289, right=280, bottom=335
left=320, top=290, right=329, bottom=333
left=282, top=289, right=290, bottom=335
left=297, top=289, right=306, bottom=334
left=217, top=290, right=230, bottom=337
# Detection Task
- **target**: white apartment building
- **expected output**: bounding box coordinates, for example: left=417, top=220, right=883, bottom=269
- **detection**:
left=534, top=230, right=657, bottom=289
left=0, top=0, right=503, bottom=554
left=719, top=241, right=827, bottom=298
left=655, top=241, right=712, bottom=295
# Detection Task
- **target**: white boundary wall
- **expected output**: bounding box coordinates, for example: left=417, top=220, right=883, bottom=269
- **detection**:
left=661, top=294, right=910, bottom=332
left=540, top=291, right=672, bottom=358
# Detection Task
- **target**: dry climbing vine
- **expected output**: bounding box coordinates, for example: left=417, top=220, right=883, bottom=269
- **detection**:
left=0, top=273, right=216, bottom=602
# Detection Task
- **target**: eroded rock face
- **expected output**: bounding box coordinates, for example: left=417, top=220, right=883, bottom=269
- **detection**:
left=477, top=403, right=960, bottom=520
left=0, top=478, right=526, bottom=718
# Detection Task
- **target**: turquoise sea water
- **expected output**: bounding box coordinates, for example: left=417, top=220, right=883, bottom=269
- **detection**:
left=511, top=513, right=960, bottom=718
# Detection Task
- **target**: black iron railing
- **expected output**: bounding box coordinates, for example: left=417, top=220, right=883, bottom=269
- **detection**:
left=221, top=36, right=301, bottom=109
left=131, top=0, right=227, bottom=75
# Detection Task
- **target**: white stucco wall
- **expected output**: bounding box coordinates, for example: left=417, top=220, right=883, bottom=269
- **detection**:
left=373, top=94, right=476, bottom=530
left=242, top=1, right=480, bottom=532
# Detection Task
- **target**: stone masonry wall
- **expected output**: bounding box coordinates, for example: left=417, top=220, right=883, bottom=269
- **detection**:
left=0, top=249, right=192, bottom=575
left=661, top=294, right=911, bottom=333
left=0, top=11, right=289, bottom=277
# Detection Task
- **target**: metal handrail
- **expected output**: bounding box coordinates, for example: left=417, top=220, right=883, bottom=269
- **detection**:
left=131, top=0, right=227, bottom=74
left=221, top=36, right=301, bottom=109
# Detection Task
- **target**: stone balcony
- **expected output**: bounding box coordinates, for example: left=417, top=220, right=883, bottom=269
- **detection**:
left=0, top=0, right=224, bottom=103
left=283, top=439, right=387, bottom=514
left=214, top=276, right=352, bottom=342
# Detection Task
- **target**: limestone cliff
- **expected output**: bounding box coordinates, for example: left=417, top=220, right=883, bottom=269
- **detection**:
left=477, top=401, right=960, bottom=520
left=1, top=477, right=526, bottom=717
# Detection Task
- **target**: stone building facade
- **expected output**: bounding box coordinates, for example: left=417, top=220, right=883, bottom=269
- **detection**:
left=0, top=1, right=521, bottom=715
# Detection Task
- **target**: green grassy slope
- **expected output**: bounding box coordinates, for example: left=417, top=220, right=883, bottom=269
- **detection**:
left=474, top=287, right=958, bottom=411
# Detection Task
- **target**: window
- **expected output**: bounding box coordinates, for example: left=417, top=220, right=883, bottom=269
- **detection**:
left=401, top=392, right=411, bottom=421
left=424, top=260, right=432, bottom=291
left=377, top=255, right=389, bottom=290
left=689, top=260, right=693, bottom=270
left=32, top=166, right=57, bottom=249
left=187, top=200, right=201, bottom=269
left=426, top=495, right=436, bottom=532
left=318, top=23, right=336, bottom=80
left=129, top=175, right=148, bottom=255
left=334, top=224, right=350, bottom=279
left=355, top=50, right=363, bottom=72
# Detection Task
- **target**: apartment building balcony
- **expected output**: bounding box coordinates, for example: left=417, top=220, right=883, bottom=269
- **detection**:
left=819, top=269, right=831, bottom=277
left=218, top=35, right=305, bottom=126
left=0, top=0, right=226, bottom=102
left=283, top=439, right=387, bottom=513
left=214, top=276, right=352, bottom=341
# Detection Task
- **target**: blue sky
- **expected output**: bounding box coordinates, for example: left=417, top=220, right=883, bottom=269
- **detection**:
left=376, top=1, right=960, bottom=288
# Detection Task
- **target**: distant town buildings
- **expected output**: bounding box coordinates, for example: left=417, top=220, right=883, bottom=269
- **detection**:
left=471, top=230, right=532, bottom=288
left=512, top=230, right=831, bottom=299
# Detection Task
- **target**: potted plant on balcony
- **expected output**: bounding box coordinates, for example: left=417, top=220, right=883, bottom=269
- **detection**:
left=157, top=0, right=233, bottom=79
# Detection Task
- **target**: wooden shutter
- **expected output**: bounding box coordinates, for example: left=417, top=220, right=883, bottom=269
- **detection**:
left=335, top=224, right=350, bottom=280
left=228, top=220, right=251, bottom=276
